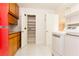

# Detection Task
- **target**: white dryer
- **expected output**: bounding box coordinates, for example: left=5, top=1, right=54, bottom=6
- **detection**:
left=52, top=32, right=65, bottom=56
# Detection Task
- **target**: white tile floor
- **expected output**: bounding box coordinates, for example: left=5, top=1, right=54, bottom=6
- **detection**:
left=15, top=44, right=52, bottom=56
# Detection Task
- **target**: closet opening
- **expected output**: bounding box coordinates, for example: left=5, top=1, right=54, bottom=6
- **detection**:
left=27, top=15, right=36, bottom=45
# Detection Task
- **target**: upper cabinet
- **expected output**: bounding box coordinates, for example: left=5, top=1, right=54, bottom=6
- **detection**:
left=8, top=3, right=19, bottom=25
left=9, top=3, right=19, bottom=19
left=65, top=4, right=79, bottom=17
left=65, top=4, right=79, bottom=25
left=0, top=3, right=8, bottom=26
left=9, top=3, right=16, bottom=17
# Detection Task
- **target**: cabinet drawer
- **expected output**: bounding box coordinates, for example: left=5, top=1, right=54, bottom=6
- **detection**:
left=8, top=14, right=17, bottom=25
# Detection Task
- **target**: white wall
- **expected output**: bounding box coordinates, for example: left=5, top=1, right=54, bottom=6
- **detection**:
left=54, top=6, right=66, bottom=32
left=46, top=14, right=59, bottom=48
left=19, top=8, right=27, bottom=48
left=20, top=8, right=55, bottom=46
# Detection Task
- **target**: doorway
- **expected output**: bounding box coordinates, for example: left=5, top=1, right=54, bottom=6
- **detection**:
left=27, top=15, right=36, bottom=44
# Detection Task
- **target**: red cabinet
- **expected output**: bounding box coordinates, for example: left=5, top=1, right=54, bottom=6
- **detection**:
left=0, top=28, right=9, bottom=56
left=0, top=3, right=8, bottom=26
left=0, top=3, right=19, bottom=56
left=0, top=3, right=9, bottom=56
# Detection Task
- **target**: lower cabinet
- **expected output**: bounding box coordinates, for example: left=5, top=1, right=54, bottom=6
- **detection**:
left=9, top=32, right=21, bottom=56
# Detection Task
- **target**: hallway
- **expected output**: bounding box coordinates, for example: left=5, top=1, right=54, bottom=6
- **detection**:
left=16, top=44, right=52, bottom=56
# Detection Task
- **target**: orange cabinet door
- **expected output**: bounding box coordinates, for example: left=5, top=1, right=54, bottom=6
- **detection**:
left=9, top=37, right=18, bottom=56
left=9, top=3, right=19, bottom=19
left=9, top=3, right=16, bottom=16
left=14, top=36, right=18, bottom=53
left=9, top=33, right=20, bottom=56
left=8, top=3, right=19, bottom=25
left=9, top=38, right=15, bottom=56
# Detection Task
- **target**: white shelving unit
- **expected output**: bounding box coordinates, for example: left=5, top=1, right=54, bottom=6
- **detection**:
left=65, top=4, right=79, bottom=26
left=65, top=4, right=79, bottom=17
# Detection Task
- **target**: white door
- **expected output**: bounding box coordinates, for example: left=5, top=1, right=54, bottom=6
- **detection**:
left=46, top=14, right=59, bottom=48
left=21, top=14, right=27, bottom=48
left=36, top=14, right=46, bottom=45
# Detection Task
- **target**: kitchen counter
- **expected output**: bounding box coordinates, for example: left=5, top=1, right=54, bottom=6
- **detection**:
left=9, top=31, right=21, bottom=35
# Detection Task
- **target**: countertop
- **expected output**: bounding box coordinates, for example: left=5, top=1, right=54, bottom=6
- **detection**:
left=9, top=31, right=21, bottom=35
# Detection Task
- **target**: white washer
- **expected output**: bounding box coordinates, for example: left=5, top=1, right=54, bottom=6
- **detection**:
left=52, top=32, right=65, bottom=56
left=64, top=26, right=79, bottom=56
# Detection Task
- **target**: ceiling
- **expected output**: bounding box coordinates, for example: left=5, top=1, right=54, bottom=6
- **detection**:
left=18, top=3, right=77, bottom=11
